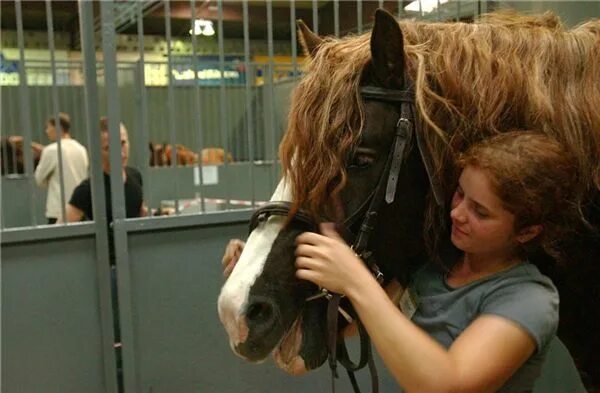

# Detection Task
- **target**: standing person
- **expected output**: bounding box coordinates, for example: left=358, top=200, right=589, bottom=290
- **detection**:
left=65, top=117, right=146, bottom=228
left=224, top=132, right=584, bottom=392
left=34, top=112, right=88, bottom=224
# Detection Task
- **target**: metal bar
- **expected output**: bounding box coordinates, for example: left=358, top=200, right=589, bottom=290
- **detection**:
left=437, top=0, right=441, bottom=20
left=77, top=1, right=119, bottom=391
left=99, top=2, right=137, bottom=392
left=136, top=2, right=151, bottom=215
left=419, top=0, right=423, bottom=17
left=1, top=221, right=96, bottom=245
left=397, top=0, right=402, bottom=18
left=357, top=0, right=363, bottom=33
left=46, top=0, right=68, bottom=224
left=164, top=1, right=180, bottom=215
left=122, top=209, right=253, bottom=232
left=290, top=0, right=298, bottom=81
left=243, top=0, right=256, bottom=208
left=190, top=0, right=205, bottom=213
left=333, top=0, right=339, bottom=37
left=217, top=0, right=230, bottom=210
left=312, top=0, right=319, bottom=35
left=15, top=0, right=37, bottom=226
left=266, top=0, right=277, bottom=201
left=379, top=0, right=384, bottom=9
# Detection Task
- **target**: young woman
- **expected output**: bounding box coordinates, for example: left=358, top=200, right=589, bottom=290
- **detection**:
left=223, top=132, right=582, bottom=392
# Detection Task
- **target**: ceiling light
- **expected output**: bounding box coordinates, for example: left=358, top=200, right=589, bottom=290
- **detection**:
left=189, top=19, right=215, bottom=36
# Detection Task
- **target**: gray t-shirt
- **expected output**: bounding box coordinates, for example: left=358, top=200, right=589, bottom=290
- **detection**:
left=408, top=262, right=559, bottom=393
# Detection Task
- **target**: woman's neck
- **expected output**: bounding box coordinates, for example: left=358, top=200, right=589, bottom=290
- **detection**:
left=447, top=251, right=522, bottom=287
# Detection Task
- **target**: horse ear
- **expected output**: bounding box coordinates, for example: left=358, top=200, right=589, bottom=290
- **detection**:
left=370, top=9, right=405, bottom=89
left=297, top=19, right=323, bottom=57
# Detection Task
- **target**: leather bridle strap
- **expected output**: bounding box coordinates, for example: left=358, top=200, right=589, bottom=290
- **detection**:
left=327, top=85, right=415, bottom=393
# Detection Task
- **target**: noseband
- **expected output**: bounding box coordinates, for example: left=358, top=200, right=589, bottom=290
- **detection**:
left=249, top=83, right=427, bottom=393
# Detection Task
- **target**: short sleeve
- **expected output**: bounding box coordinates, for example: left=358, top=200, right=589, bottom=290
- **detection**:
left=479, top=273, right=558, bottom=353
left=69, top=179, right=93, bottom=220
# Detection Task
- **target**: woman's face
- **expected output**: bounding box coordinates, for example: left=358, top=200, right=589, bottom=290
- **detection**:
left=450, top=166, right=519, bottom=258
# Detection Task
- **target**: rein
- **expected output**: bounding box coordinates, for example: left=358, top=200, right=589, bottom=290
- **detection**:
left=248, top=83, right=421, bottom=393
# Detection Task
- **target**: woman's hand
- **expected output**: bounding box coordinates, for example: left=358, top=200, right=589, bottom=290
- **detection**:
left=222, top=239, right=245, bottom=278
left=295, top=223, right=373, bottom=297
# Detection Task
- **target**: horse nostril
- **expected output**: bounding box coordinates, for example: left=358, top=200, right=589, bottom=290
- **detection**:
left=246, top=301, right=274, bottom=324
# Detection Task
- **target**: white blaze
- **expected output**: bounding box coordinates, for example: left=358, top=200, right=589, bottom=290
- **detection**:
left=217, top=178, right=293, bottom=350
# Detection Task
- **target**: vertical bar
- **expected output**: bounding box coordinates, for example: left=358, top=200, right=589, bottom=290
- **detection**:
left=290, top=0, right=298, bottom=81
left=77, top=1, right=119, bottom=392
left=357, top=0, right=363, bottom=33
left=136, top=2, right=151, bottom=215
left=397, top=0, right=403, bottom=18
left=217, top=0, right=230, bottom=210
left=267, top=0, right=277, bottom=199
left=46, top=0, right=68, bottom=224
left=333, top=0, right=339, bottom=37
left=164, top=1, right=180, bottom=214
left=243, top=0, right=256, bottom=208
left=457, top=0, right=461, bottom=22
left=100, top=2, right=137, bottom=392
left=312, top=0, right=319, bottom=35
left=437, top=0, right=441, bottom=20
left=190, top=0, right=207, bottom=213
left=419, top=0, right=423, bottom=17
left=473, top=0, right=478, bottom=20
left=379, top=0, right=384, bottom=9
left=15, top=0, right=37, bottom=226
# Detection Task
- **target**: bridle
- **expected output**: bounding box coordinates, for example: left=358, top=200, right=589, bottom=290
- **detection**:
left=248, top=81, right=442, bottom=393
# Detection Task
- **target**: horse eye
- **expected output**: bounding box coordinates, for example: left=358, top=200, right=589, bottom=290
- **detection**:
left=348, top=153, right=375, bottom=169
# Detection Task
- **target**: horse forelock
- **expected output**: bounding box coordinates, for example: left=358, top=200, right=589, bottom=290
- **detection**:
left=280, top=35, right=372, bottom=221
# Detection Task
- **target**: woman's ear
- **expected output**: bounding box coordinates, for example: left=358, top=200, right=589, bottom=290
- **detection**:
left=516, top=224, right=543, bottom=244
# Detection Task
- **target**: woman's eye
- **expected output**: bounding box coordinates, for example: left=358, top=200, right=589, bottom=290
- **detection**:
left=348, top=154, right=375, bottom=169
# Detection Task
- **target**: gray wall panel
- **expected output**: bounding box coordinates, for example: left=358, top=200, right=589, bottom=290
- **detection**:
left=1, top=235, right=107, bottom=393
left=127, top=223, right=399, bottom=393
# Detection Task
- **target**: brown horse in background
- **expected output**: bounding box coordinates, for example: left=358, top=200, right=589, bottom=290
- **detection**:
left=149, top=143, right=233, bottom=167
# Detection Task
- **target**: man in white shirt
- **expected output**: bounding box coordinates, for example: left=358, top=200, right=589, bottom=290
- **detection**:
left=34, top=112, right=89, bottom=224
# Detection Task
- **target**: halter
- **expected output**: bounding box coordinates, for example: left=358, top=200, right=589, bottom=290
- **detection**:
left=248, top=81, right=441, bottom=393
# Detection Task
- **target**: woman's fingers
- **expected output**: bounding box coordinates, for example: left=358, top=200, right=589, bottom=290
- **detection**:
left=295, top=256, right=320, bottom=269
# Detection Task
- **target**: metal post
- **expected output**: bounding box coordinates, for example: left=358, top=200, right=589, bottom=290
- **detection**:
left=312, top=0, right=319, bottom=35
left=243, top=0, right=256, bottom=208
left=15, top=0, right=37, bottom=226
left=267, top=0, right=278, bottom=198
left=77, top=1, right=118, bottom=391
left=191, top=0, right=206, bottom=213
left=334, top=0, right=339, bottom=37
left=99, top=1, right=136, bottom=391
left=217, top=0, right=231, bottom=210
left=46, top=0, right=68, bottom=224
left=358, top=0, right=363, bottom=33
left=136, top=2, right=151, bottom=214
left=164, top=1, right=180, bottom=214
left=290, top=0, right=298, bottom=81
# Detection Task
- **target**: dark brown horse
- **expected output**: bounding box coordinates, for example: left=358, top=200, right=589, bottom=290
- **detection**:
left=218, top=10, right=600, bottom=390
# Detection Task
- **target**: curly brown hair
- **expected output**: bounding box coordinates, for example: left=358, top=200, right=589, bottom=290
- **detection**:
left=457, top=132, right=585, bottom=262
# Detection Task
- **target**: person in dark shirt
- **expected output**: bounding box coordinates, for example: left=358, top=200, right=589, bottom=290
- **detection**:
left=66, top=117, right=147, bottom=224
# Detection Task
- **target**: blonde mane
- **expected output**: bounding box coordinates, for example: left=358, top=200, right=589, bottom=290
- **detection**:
left=280, top=11, right=600, bottom=224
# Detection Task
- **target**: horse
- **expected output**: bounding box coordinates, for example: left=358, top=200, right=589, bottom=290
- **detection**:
left=1, top=136, right=43, bottom=175
left=218, top=9, right=600, bottom=390
left=149, top=142, right=232, bottom=166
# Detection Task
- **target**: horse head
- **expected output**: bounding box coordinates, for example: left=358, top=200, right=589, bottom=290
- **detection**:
left=218, top=9, right=431, bottom=375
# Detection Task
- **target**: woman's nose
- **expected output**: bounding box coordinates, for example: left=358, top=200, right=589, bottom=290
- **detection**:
left=450, top=203, right=467, bottom=223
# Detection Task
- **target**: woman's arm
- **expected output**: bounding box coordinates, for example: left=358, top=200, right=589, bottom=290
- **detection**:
left=347, top=278, right=535, bottom=393
left=296, top=224, right=536, bottom=393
